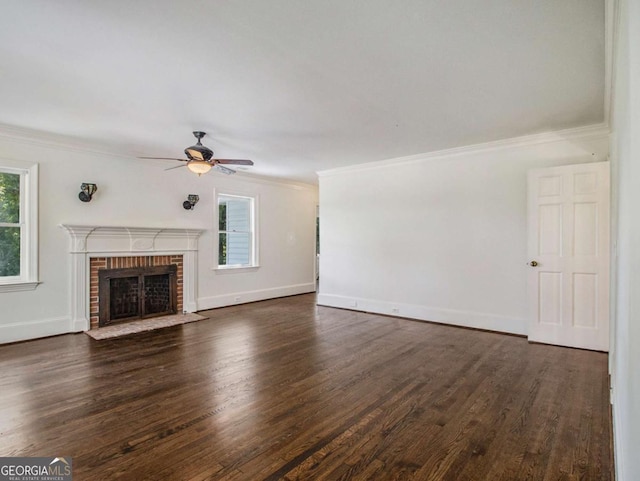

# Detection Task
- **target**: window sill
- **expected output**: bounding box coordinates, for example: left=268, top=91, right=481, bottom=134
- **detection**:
left=212, top=265, right=260, bottom=275
left=0, top=281, right=41, bottom=293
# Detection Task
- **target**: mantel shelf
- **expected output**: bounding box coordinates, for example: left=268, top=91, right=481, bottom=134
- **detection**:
left=60, top=225, right=205, bottom=253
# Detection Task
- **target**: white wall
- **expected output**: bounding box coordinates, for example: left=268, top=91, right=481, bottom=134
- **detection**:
left=318, top=127, right=609, bottom=335
left=0, top=135, right=318, bottom=343
left=610, top=0, right=640, bottom=478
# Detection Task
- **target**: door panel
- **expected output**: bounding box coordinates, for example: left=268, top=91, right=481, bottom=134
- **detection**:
left=539, top=204, right=563, bottom=255
left=573, top=203, right=598, bottom=255
left=527, top=162, right=610, bottom=351
left=538, top=272, right=563, bottom=325
left=572, top=273, right=597, bottom=328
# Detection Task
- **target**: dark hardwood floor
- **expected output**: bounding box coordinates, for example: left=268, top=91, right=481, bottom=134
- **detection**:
left=0, top=294, right=612, bottom=480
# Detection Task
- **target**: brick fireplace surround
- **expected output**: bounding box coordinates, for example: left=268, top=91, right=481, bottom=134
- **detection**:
left=89, top=255, right=184, bottom=329
left=60, top=225, right=204, bottom=332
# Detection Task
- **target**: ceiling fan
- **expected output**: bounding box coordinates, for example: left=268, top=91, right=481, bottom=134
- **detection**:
left=138, top=131, right=254, bottom=176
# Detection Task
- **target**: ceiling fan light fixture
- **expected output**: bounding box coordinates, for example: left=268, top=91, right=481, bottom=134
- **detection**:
left=187, top=160, right=212, bottom=175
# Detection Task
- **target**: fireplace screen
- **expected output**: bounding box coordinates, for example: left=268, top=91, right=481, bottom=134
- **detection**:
left=99, top=265, right=177, bottom=327
left=110, top=276, right=140, bottom=321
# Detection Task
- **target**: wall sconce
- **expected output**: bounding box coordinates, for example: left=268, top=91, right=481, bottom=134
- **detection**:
left=183, top=194, right=199, bottom=210
left=78, top=183, right=98, bottom=202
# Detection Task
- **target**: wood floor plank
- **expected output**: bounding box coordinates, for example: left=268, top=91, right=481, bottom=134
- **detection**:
left=0, top=294, right=613, bottom=480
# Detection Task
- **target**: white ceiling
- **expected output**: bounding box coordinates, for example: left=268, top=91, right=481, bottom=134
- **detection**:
left=0, top=0, right=605, bottom=184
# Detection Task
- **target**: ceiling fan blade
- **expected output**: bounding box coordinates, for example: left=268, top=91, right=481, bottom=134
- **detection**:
left=215, top=159, right=254, bottom=165
left=139, top=156, right=188, bottom=161
left=214, top=164, right=236, bottom=175
left=164, top=164, right=188, bottom=171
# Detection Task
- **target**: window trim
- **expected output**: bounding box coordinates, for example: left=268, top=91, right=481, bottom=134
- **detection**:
left=213, top=189, right=259, bottom=271
left=0, top=160, right=39, bottom=292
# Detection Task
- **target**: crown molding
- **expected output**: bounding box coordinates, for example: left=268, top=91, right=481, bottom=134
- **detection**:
left=0, top=123, right=132, bottom=159
left=225, top=172, right=318, bottom=191
left=317, top=123, right=611, bottom=178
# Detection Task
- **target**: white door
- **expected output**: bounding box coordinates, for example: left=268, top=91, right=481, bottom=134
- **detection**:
left=527, top=162, right=610, bottom=351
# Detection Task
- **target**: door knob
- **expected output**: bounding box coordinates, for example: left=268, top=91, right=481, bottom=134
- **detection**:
left=529, top=260, right=538, bottom=267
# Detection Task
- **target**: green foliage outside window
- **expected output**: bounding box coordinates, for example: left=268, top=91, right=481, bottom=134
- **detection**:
left=0, top=172, right=21, bottom=277
left=218, top=203, right=227, bottom=265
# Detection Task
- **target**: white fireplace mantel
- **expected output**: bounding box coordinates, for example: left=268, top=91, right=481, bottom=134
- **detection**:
left=60, top=225, right=205, bottom=332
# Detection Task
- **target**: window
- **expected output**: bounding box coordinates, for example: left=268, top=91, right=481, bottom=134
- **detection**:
left=217, top=193, right=257, bottom=269
left=0, top=160, right=38, bottom=292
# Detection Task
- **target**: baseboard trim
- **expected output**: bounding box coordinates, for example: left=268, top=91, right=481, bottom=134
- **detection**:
left=0, top=317, right=73, bottom=344
left=197, top=283, right=316, bottom=310
left=611, top=379, right=624, bottom=481
left=72, top=317, right=90, bottom=332
left=316, top=293, right=527, bottom=335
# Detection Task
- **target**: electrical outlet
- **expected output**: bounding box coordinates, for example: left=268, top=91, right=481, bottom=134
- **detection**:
left=234, top=296, right=241, bottom=302
left=391, top=308, right=400, bottom=314
left=349, top=300, right=358, bottom=308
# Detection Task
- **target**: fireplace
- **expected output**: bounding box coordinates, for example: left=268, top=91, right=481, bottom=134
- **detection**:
left=98, top=264, right=178, bottom=327
left=60, top=225, right=204, bottom=332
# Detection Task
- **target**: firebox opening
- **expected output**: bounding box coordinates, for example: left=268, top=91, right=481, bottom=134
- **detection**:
left=98, top=265, right=177, bottom=327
